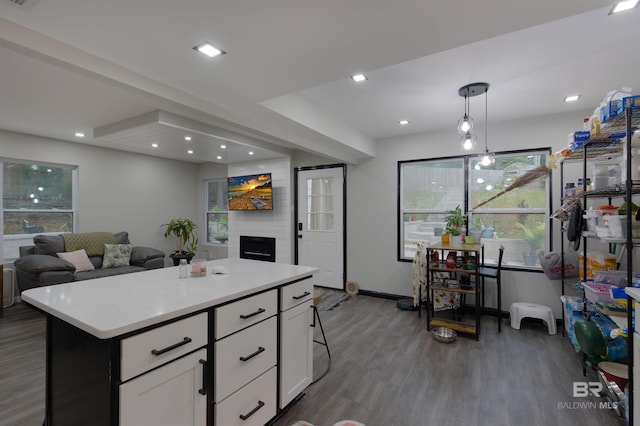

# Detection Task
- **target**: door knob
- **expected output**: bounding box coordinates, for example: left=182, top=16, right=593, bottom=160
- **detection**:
left=298, top=234, right=303, bottom=239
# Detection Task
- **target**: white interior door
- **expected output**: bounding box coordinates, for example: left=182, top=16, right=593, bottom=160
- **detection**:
left=296, top=166, right=344, bottom=290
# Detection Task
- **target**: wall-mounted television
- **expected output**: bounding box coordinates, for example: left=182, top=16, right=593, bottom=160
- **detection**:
left=227, top=173, right=273, bottom=210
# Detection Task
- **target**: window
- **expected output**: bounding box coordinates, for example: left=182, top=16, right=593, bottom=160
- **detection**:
left=398, top=149, right=550, bottom=268
left=399, top=158, right=465, bottom=260
left=2, top=159, right=77, bottom=259
left=469, top=150, right=549, bottom=267
left=206, top=179, right=228, bottom=244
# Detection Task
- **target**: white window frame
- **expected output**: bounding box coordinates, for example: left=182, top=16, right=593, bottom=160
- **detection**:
left=205, top=179, right=229, bottom=246
left=1, top=158, right=77, bottom=260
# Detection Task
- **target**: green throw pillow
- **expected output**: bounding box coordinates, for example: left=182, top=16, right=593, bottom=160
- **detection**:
left=102, top=244, right=132, bottom=268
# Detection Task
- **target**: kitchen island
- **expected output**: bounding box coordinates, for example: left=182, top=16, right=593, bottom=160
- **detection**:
left=22, top=258, right=317, bottom=426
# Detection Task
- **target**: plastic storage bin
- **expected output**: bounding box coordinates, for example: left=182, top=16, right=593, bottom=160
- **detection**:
left=584, top=282, right=615, bottom=304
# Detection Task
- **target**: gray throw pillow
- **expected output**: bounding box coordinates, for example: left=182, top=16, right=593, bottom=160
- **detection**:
left=102, top=244, right=132, bottom=268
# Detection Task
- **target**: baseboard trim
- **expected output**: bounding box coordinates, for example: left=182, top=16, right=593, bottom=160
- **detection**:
left=357, top=289, right=404, bottom=300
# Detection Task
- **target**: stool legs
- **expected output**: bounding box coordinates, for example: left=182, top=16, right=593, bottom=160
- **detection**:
left=481, top=275, right=502, bottom=332
left=497, top=276, right=501, bottom=332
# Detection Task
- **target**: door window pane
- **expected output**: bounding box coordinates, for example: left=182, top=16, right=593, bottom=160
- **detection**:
left=306, top=177, right=334, bottom=231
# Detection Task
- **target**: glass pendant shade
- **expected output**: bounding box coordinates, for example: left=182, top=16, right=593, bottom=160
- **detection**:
left=460, top=132, right=477, bottom=150
left=478, top=149, right=495, bottom=167
left=457, top=114, right=473, bottom=134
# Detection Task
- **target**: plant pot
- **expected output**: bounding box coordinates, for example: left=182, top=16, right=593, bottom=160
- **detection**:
left=170, top=252, right=195, bottom=266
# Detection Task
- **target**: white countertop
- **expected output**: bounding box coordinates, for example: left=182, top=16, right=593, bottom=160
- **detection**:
left=626, top=287, right=640, bottom=301
left=22, top=258, right=317, bottom=339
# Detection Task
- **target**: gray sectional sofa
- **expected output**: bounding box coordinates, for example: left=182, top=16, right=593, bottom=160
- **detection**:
left=14, top=231, right=165, bottom=292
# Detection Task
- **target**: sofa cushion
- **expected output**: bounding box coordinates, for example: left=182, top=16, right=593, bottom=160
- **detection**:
left=74, top=265, right=145, bottom=281
left=14, top=254, right=75, bottom=274
left=57, top=249, right=96, bottom=272
left=114, top=231, right=130, bottom=245
left=62, top=232, right=115, bottom=256
left=34, top=234, right=65, bottom=256
left=103, top=244, right=132, bottom=268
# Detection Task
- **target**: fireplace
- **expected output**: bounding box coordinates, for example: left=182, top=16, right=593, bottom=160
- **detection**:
left=239, top=236, right=276, bottom=262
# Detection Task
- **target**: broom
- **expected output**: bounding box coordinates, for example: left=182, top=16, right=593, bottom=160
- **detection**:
left=473, top=165, right=551, bottom=209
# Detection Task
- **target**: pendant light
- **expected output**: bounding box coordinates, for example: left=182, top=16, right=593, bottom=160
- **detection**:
left=458, top=82, right=493, bottom=164
left=457, top=93, right=474, bottom=134
left=477, top=83, right=495, bottom=166
left=460, top=131, right=477, bottom=151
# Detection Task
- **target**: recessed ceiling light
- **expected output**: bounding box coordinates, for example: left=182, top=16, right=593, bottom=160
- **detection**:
left=220, top=145, right=226, bottom=149
left=351, top=73, right=367, bottom=83
left=187, top=150, right=194, bottom=154
left=184, top=136, right=192, bottom=141
left=74, top=132, right=85, bottom=138
left=151, top=143, right=159, bottom=148
left=248, top=151, right=254, bottom=155
left=564, top=95, right=581, bottom=102
left=609, top=0, right=639, bottom=14
left=398, top=120, right=410, bottom=126
left=193, top=42, right=225, bottom=58
left=216, top=155, right=222, bottom=160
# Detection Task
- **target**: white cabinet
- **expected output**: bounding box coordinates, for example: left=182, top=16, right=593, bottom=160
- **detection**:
left=120, top=348, right=207, bottom=426
left=214, top=367, right=277, bottom=426
left=279, top=278, right=314, bottom=408
left=214, top=290, right=278, bottom=422
left=215, top=289, right=277, bottom=339
left=214, top=316, right=277, bottom=402
left=121, top=313, right=208, bottom=381
left=634, top=332, right=640, bottom=425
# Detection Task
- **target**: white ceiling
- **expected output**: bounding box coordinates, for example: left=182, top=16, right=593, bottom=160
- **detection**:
left=0, top=0, right=638, bottom=164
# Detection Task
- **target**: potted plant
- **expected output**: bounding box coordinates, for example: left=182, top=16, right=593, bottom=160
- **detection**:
left=516, top=222, right=545, bottom=266
left=444, top=205, right=467, bottom=236
left=163, top=218, right=199, bottom=265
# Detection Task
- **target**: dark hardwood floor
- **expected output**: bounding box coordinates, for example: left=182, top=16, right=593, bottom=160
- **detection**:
left=0, top=302, right=46, bottom=426
left=273, top=296, right=626, bottom=426
left=0, top=296, right=626, bottom=426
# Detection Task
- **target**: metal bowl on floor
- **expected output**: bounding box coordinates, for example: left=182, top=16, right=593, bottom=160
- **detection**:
left=432, top=326, right=457, bottom=343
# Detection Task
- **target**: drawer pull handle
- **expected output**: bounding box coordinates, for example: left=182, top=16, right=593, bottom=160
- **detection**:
left=198, top=359, right=207, bottom=395
left=239, top=400, right=265, bottom=421
left=292, top=291, right=311, bottom=300
left=150, top=337, right=192, bottom=356
left=239, top=308, right=265, bottom=319
left=239, top=346, right=265, bottom=362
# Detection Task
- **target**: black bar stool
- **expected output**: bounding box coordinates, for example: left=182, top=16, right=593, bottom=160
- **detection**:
left=478, top=245, right=504, bottom=332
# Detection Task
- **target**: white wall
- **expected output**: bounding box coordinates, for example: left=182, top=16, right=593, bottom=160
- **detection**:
left=346, top=110, right=592, bottom=317
left=227, top=157, right=293, bottom=263
left=0, top=130, right=198, bottom=264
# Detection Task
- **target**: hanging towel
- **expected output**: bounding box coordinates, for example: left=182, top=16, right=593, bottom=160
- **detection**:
left=413, top=241, right=460, bottom=311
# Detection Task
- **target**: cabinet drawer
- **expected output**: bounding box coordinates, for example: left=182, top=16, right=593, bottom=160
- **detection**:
left=215, top=290, right=277, bottom=339
left=215, top=367, right=277, bottom=426
left=280, top=277, right=314, bottom=312
left=121, top=313, right=208, bottom=382
left=215, top=316, right=277, bottom=402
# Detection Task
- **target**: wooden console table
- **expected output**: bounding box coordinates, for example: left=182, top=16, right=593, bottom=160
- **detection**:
left=425, top=241, right=483, bottom=340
